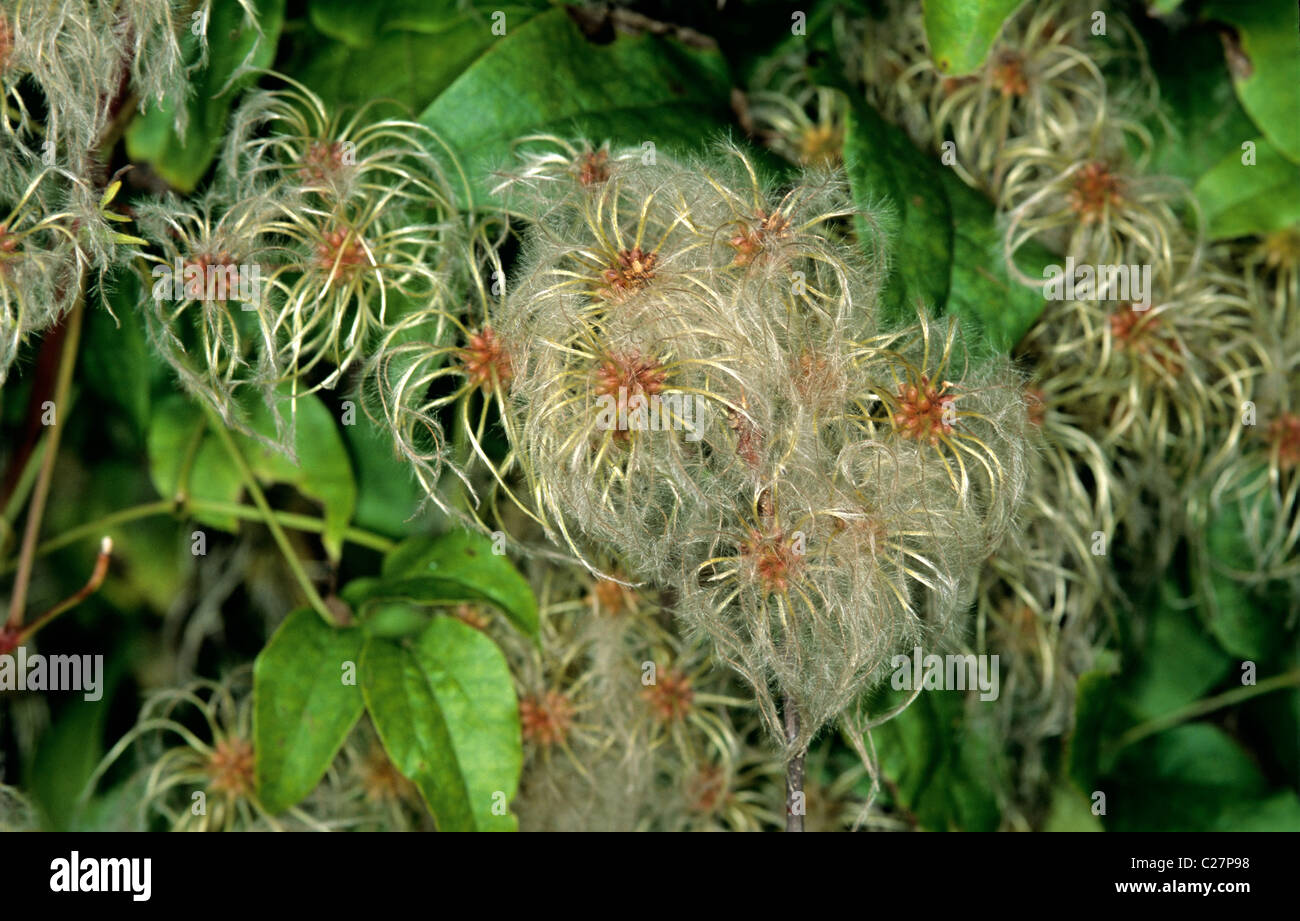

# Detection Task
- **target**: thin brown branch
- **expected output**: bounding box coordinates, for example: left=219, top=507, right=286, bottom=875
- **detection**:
left=785, top=694, right=805, bottom=832
left=18, top=537, right=113, bottom=644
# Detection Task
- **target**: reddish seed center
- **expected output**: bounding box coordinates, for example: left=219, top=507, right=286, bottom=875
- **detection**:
left=727, top=409, right=762, bottom=470
left=0, top=16, right=12, bottom=75
left=301, top=140, right=348, bottom=184
left=995, top=600, right=1040, bottom=653
left=460, top=327, right=512, bottom=392
left=577, top=150, right=610, bottom=186
left=642, top=668, right=694, bottom=723
left=361, top=747, right=414, bottom=804
left=519, top=690, right=575, bottom=748
left=1024, top=386, right=1046, bottom=427
left=1108, top=306, right=1149, bottom=343
left=729, top=209, right=792, bottom=265
left=600, top=247, right=657, bottom=297
left=207, top=737, right=255, bottom=797
left=593, top=578, right=629, bottom=615
left=183, top=250, right=238, bottom=302
left=942, top=75, right=977, bottom=95
left=798, top=124, right=842, bottom=167
left=451, top=604, right=491, bottom=631
left=990, top=49, right=1029, bottom=96
left=1068, top=162, right=1123, bottom=223
left=1261, top=227, right=1300, bottom=273
left=1109, top=306, right=1183, bottom=373
left=1269, top=413, right=1300, bottom=471
left=893, top=375, right=956, bottom=445
left=686, top=764, right=727, bottom=815
left=593, top=353, right=666, bottom=399
left=741, top=528, right=803, bottom=596
left=315, top=227, right=367, bottom=279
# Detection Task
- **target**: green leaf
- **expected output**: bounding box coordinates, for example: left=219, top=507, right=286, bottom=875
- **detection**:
left=286, top=4, right=550, bottom=114
left=27, top=664, right=124, bottom=831
left=842, top=100, right=1050, bottom=354
left=361, top=602, right=431, bottom=639
left=1193, top=138, right=1300, bottom=239
left=146, top=392, right=357, bottom=559
left=1103, top=724, right=1285, bottom=831
left=1042, top=782, right=1104, bottom=832
left=1198, top=484, right=1287, bottom=660
left=867, top=687, right=1003, bottom=831
left=1144, top=22, right=1259, bottom=186
left=82, top=272, right=161, bottom=440
left=1241, top=680, right=1300, bottom=785
left=419, top=8, right=734, bottom=208
left=125, top=0, right=286, bottom=191
left=922, top=0, right=1025, bottom=75
left=238, top=396, right=357, bottom=562
left=1122, top=580, right=1233, bottom=723
left=345, top=530, right=538, bottom=637
left=341, top=414, right=436, bottom=540
left=1202, top=0, right=1300, bottom=164
left=52, top=461, right=187, bottom=612
left=146, top=395, right=243, bottom=528
left=253, top=609, right=365, bottom=813
left=1208, top=791, right=1300, bottom=832
left=309, top=0, right=548, bottom=48
left=361, top=619, right=521, bottom=831
left=1066, top=668, right=1122, bottom=794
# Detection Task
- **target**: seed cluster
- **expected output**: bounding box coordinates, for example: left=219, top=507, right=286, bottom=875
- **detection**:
left=459, top=139, right=1031, bottom=753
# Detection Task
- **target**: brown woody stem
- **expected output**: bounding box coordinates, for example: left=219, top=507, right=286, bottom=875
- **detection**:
left=785, top=694, right=805, bottom=832
left=6, top=289, right=85, bottom=628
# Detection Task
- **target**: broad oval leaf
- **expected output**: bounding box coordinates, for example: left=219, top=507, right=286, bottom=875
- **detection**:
left=1202, top=0, right=1300, bottom=165
left=254, top=609, right=366, bottom=814
left=1193, top=138, right=1300, bottom=239
left=922, top=0, right=1025, bottom=76
left=238, top=394, right=357, bottom=562
left=289, top=3, right=551, bottom=112
left=146, top=391, right=357, bottom=559
left=843, top=99, right=1050, bottom=356
left=1105, top=724, right=1296, bottom=831
left=859, top=684, right=1003, bottom=831
left=146, top=395, right=243, bottom=530
left=345, top=531, right=538, bottom=637
left=419, top=7, right=733, bottom=208
left=361, top=620, right=521, bottom=831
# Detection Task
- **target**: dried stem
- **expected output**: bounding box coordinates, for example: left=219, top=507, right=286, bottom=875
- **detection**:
left=784, top=694, right=805, bottom=832
left=6, top=286, right=86, bottom=628
left=18, top=537, right=113, bottom=643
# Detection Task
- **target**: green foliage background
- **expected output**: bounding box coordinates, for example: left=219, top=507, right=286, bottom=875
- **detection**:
left=1, top=0, right=1296, bottom=831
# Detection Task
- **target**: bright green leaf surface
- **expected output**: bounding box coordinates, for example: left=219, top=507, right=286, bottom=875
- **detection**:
left=349, top=530, right=540, bottom=637
left=1194, top=138, right=1300, bottom=239
left=361, top=619, right=521, bottom=831
left=1202, top=0, right=1300, bottom=165
left=254, top=609, right=365, bottom=813
left=419, top=8, right=733, bottom=208
left=922, top=0, right=1025, bottom=75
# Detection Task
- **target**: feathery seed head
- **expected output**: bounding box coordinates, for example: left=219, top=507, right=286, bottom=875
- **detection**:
left=519, top=690, right=577, bottom=749
left=1067, top=161, right=1124, bottom=223
left=642, top=667, right=695, bottom=724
